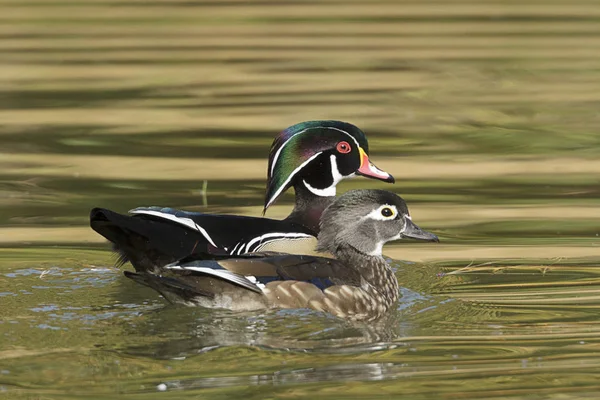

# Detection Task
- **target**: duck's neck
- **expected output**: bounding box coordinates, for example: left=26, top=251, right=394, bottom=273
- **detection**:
left=284, top=183, right=335, bottom=233
left=333, top=244, right=399, bottom=306
left=331, top=244, right=385, bottom=266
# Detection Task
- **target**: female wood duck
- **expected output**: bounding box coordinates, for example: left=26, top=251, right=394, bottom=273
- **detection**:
left=90, top=121, right=394, bottom=274
left=125, top=189, right=439, bottom=321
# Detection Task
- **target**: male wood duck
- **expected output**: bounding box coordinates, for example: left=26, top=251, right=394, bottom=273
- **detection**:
left=125, top=189, right=439, bottom=321
left=90, top=120, right=394, bottom=274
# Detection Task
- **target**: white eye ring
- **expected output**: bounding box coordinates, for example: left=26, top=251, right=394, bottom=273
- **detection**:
left=364, top=204, right=398, bottom=221
left=381, top=207, right=394, bottom=218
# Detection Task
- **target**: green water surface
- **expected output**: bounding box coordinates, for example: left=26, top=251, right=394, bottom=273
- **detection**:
left=2, top=0, right=600, bottom=398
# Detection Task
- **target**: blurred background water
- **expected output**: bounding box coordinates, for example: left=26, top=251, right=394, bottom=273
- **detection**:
left=2, top=0, right=600, bottom=398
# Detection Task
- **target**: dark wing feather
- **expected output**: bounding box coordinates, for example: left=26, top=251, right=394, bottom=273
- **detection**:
left=130, top=207, right=315, bottom=248
left=123, top=271, right=214, bottom=302
left=166, top=260, right=264, bottom=294
left=90, top=206, right=316, bottom=273
left=170, top=253, right=361, bottom=291
left=270, top=255, right=363, bottom=288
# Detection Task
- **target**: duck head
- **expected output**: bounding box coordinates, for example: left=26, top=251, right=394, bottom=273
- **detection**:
left=264, top=120, right=394, bottom=212
left=316, top=189, right=439, bottom=257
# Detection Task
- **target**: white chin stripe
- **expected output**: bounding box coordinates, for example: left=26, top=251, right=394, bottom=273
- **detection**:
left=129, top=209, right=217, bottom=247
left=329, top=154, right=344, bottom=185
left=302, top=154, right=343, bottom=198
left=267, top=126, right=362, bottom=208
left=303, top=180, right=336, bottom=197
left=270, top=127, right=312, bottom=177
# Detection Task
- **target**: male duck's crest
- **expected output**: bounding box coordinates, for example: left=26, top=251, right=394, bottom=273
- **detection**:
left=264, top=120, right=394, bottom=212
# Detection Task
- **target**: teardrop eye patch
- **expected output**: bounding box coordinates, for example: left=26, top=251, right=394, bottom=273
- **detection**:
left=336, top=141, right=351, bottom=154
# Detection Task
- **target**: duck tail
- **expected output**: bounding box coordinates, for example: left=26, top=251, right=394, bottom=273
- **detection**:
left=123, top=271, right=213, bottom=304
left=90, top=207, right=135, bottom=265
left=89, top=207, right=201, bottom=273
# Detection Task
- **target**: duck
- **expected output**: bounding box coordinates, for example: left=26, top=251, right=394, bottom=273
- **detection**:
left=90, top=121, right=395, bottom=274
left=124, top=189, right=439, bottom=321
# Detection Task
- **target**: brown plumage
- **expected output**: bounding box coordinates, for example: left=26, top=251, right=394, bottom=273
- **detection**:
left=90, top=121, right=394, bottom=274
left=125, top=189, right=439, bottom=321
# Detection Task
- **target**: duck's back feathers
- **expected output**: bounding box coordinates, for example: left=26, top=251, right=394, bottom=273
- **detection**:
left=118, top=189, right=440, bottom=320
left=126, top=249, right=394, bottom=319
left=123, top=251, right=363, bottom=307
left=90, top=207, right=316, bottom=273
left=90, top=207, right=203, bottom=272
left=167, top=252, right=360, bottom=292
left=128, top=207, right=316, bottom=252
left=123, top=270, right=215, bottom=303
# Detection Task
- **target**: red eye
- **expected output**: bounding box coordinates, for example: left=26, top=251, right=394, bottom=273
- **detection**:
left=336, top=141, right=351, bottom=154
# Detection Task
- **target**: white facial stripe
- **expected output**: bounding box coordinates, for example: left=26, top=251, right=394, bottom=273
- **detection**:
left=302, top=154, right=342, bottom=198
left=270, top=127, right=312, bottom=176
left=129, top=209, right=217, bottom=247
left=330, top=154, right=343, bottom=184
left=325, top=126, right=361, bottom=150
left=265, top=151, right=323, bottom=209
left=268, top=125, right=364, bottom=207
left=362, top=204, right=399, bottom=221
left=270, top=125, right=361, bottom=181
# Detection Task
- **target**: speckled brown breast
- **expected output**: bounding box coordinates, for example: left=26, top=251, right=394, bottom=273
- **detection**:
left=262, top=255, right=399, bottom=321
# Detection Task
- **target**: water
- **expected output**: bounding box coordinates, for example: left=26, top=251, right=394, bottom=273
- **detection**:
left=2, top=0, right=600, bottom=398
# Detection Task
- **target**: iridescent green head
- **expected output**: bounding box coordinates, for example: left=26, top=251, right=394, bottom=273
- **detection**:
left=264, top=120, right=394, bottom=213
